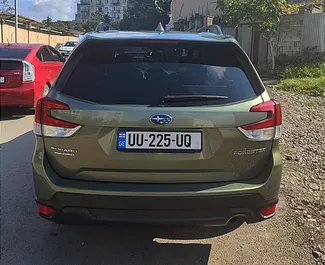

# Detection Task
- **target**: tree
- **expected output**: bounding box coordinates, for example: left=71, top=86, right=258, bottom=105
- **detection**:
left=0, top=0, right=14, bottom=13
left=216, top=0, right=288, bottom=72
left=120, top=0, right=171, bottom=30
left=88, top=11, right=105, bottom=31
left=42, top=16, right=52, bottom=27
left=74, top=22, right=84, bottom=32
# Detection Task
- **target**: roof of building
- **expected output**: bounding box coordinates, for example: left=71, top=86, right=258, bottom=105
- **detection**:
left=0, top=13, right=39, bottom=25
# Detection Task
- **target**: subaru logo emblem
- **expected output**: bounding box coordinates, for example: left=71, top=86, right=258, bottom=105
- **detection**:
left=150, top=114, right=172, bottom=125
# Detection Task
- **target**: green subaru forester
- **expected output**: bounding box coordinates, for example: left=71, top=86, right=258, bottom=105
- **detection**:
left=32, top=29, right=282, bottom=225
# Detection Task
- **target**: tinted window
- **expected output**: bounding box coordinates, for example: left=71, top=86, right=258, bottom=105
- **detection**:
left=37, top=47, right=60, bottom=62
left=0, top=48, right=31, bottom=59
left=48, top=47, right=63, bottom=62
left=60, top=41, right=259, bottom=106
left=64, top=42, right=77, bottom=47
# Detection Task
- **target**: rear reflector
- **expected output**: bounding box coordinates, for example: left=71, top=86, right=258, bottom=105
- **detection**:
left=239, top=99, right=282, bottom=141
left=34, top=97, right=81, bottom=137
left=260, top=204, right=277, bottom=219
left=37, top=203, right=55, bottom=217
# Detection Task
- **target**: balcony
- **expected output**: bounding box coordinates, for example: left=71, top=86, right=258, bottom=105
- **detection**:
left=111, top=0, right=120, bottom=6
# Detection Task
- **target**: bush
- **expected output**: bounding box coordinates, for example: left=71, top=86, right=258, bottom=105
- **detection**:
left=275, top=47, right=325, bottom=67
left=274, top=63, right=325, bottom=79
left=276, top=77, right=325, bottom=96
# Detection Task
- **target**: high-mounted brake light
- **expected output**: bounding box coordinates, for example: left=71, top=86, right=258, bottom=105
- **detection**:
left=34, top=97, right=81, bottom=137
left=238, top=99, right=282, bottom=141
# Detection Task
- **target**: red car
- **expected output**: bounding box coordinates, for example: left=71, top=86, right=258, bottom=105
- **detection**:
left=0, top=43, right=65, bottom=107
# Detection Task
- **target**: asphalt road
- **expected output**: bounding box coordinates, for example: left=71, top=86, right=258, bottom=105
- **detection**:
left=0, top=109, right=316, bottom=265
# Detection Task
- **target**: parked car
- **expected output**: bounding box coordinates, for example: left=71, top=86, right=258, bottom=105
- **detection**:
left=58, top=41, right=78, bottom=57
left=197, top=24, right=223, bottom=35
left=0, top=43, right=65, bottom=107
left=33, top=30, right=283, bottom=226
left=55, top=43, right=63, bottom=50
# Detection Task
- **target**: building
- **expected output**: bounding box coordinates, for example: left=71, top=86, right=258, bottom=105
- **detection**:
left=76, top=0, right=128, bottom=23
left=171, top=0, right=221, bottom=26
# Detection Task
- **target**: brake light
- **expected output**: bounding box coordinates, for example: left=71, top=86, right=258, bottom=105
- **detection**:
left=34, top=97, right=81, bottom=137
left=238, top=99, right=282, bottom=141
left=22, top=61, right=35, bottom=83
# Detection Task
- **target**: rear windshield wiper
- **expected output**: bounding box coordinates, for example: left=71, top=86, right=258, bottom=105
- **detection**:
left=162, top=95, right=228, bottom=103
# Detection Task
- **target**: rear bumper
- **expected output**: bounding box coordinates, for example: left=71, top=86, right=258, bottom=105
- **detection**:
left=59, top=51, right=72, bottom=57
left=37, top=193, right=278, bottom=226
left=0, top=83, right=34, bottom=106
left=33, top=137, right=283, bottom=226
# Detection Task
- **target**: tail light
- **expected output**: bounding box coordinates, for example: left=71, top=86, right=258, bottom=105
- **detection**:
left=34, top=97, right=81, bottom=137
left=37, top=203, right=55, bottom=217
left=22, top=61, right=35, bottom=83
left=260, top=204, right=277, bottom=219
left=238, top=99, right=282, bottom=141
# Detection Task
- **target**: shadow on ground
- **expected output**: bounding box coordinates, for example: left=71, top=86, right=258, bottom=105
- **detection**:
left=1, top=131, right=244, bottom=265
left=35, top=221, right=244, bottom=265
left=0, top=107, right=34, bottom=121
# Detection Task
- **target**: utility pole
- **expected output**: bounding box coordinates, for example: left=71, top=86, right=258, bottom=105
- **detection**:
left=15, top=0, right=18, bottom=43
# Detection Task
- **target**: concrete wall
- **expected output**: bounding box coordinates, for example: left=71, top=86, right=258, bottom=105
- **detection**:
left=273, top=13, right=325, bottom=56
left=0, top=24, right=78, bottom=47
left=275, top=14, right=304, bottom=55
left=223, top=13, right=325, bottom=66
left=301, top=13, right=325, bottom=52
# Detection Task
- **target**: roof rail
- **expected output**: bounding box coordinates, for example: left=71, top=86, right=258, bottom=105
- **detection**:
left=96, top=21, right=114, bottom=32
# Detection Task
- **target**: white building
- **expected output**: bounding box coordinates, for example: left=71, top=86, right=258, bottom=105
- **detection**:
left=76, top=0, right=128, bottom=22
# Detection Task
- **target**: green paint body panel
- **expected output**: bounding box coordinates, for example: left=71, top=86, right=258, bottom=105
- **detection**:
left=31, top=32, right=282, bottom=225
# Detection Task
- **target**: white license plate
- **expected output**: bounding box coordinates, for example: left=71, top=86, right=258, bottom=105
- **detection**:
left=0, top=77, right=4, bottom=83
left=117, top=131, right=202, bottom=152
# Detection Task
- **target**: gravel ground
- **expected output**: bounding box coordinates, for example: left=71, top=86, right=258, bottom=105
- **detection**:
left=268, top=87, right=325, bottom=264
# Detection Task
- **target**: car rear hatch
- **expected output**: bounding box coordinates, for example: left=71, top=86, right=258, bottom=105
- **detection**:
left=0, top=47, right=33, bottom=89
left=35, top=39, right=281, bottom=184
left=0, top=60, right=23, bottom=88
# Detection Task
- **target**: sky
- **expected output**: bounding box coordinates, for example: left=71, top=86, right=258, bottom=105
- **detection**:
left=8, top=0, right=78, bottom=21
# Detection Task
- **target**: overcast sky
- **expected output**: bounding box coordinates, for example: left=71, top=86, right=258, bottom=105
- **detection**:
left=8, top=0, right=78, bottom=21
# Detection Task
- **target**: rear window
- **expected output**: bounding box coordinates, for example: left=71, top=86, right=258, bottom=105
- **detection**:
left=0, top=61, right=22, bottom=70
left=0, top=48, right=31, bottom=59
left=64, top=42, right=77, bottom=47
left=59, top=41, right=261, bottom=106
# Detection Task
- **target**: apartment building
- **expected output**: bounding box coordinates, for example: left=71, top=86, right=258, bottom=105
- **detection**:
left=76, top=0, right=128, bottom=22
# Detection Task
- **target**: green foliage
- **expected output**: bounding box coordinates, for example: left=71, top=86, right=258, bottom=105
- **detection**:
left=42, top=16, right=53, bottom=27
left=276, top=77, right=325, bottom=96
left=275, top=47, right=325, bottom=67
left=41, top=17, right=75, bottom=33
left=274, top=47, right=325, bottom=79
left=0, top=0, right=13, bottom=13
left=216, top=0, right=287, bottom=39
left=74, top=22, right=84, bottom=32
left=88, top=11, right=104, bottom=31
left=173, top=18, right=186, bottom=31
left=276, top=64, right=325, bottom=79
left=120, top=0, right=171, bottom=30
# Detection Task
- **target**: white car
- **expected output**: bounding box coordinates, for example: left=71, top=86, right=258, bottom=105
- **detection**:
left=58, top=41, right=78, bottom=57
